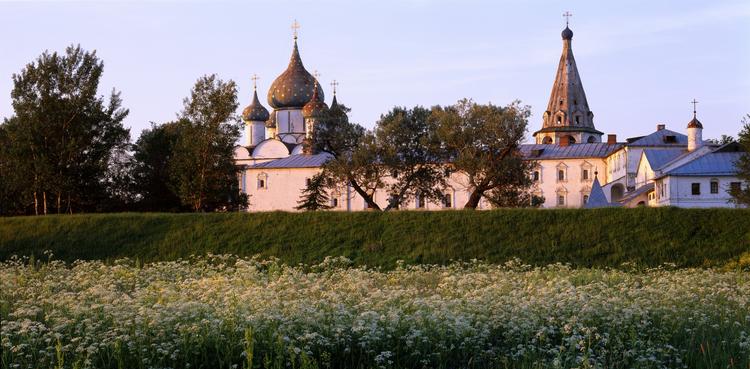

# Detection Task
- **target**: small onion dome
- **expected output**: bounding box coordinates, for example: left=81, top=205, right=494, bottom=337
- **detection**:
left=562, top=26, right=573, bottom=40
left=242, top=89, right=270, bottom=122
left=265, top=111, right=277, bottom=128
left=687, top=117, right=703, bottom=129
left=302, top=85, right=329, bottom=119
left=267, top=40, right=324, bottom=109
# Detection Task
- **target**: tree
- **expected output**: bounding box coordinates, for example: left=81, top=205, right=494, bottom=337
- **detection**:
left=313, top=103, right=385, bottom=210
left=730, top=114, right=750, bottom=205
left=168, top=75, right=246, bottom=212
left=434, top=99, right=533, bottom=209
left=130, top=121, right=184, bottom=211
left=295, top=172, right=333, bottom=211
left=374, top=106, right=448, bottom=210
left=1, top=45, right=129, bottom=215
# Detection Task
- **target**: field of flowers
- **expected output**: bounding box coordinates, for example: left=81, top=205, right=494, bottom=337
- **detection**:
left=1, top=255, right=749, bottom=369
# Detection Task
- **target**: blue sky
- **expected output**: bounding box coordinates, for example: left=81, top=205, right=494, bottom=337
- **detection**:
left=1, top=0, right=748, bottom=143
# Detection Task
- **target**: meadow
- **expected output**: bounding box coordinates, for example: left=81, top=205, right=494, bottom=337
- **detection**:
left=2, top=208, right=750, bottom=268
left=2, top=255, right=749, bottom=369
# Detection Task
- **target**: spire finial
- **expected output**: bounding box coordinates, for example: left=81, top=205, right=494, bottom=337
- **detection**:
left=251, top=74, right=259, bottom=90
left=691, top=98, right=699, bottom=118
left=291, top=19, right=300, bottom=40
left=330, top=79, right=339, bottom=95
left=563, top=11, right=573, bottom=26
left=313, top=70, right=321, bottom=88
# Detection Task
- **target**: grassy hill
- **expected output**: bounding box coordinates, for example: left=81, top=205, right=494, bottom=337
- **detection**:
left=1, top=208, right=749, bottom=268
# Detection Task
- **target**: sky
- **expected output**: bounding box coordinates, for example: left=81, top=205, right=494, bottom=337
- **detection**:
left=0, top=0, right=748, bottom=144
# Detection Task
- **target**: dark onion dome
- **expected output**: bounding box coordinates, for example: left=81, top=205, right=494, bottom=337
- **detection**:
left=267, top=39, right=324, bottom=109
left=242, top=89, right=270, bottom=122
left=562, top=26, right=573, bottom=40
left=329, top=93, right=339, bottom=111
left=687, top=116, right=703, bottom=129
left=265, top=111, right=276, bottom=128
left=302, top=83, right=329, bottom=119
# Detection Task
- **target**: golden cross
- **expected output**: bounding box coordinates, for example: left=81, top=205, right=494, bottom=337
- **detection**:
left=291, top=20, right=300, bottom=39
left=251, top=74, right=259, bottom=90
left=691, top=98, right=699, bottom=117
left=330, top=80, right=339, bottom=94
left=563, top=11, right=573, bottom=26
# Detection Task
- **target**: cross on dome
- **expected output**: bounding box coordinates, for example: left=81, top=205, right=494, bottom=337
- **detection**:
left=330, top=80, right=339, bottom=95
left=563, top=11, right=572, bottom=26
left=291, top=20, right=300, bottom=40
left=691, top=98, right=699, bottom=117
left=251, top=74, right=259, bottom=90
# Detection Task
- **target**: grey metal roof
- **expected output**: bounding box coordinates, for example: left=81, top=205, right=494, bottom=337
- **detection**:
left=663, top=152, right=743, bottom=177
left=627, top=129, right=688, bottom=147
left=520, top=143, right=622, bottom=159
left=643, top=148, right=686, bottom=170
left=251, top=153, right=333, bottom=169
left=619, top=182, right=654, bottom=204
left=584, top=176, right=613, bottom=208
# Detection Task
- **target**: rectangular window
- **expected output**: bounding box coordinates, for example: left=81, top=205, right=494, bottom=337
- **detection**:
left=582, top=169, right=589, bottom=180
left=557, top=195, right=565, bottom=206
left=583, top=195, right=589, bottom=204
left=533, top=171, right=540, bottom=182
left=331, top=198, right=339, bottom=208
left=305, top=178, right=312, bottom=187
left=557, top=170, right=565, bottom=182
left=710, top=181, right=719, bottom=194
left=691, top=183, right=700, bottom=195
left=443, top=194, right=452, bottom=208
left=258, top=179, right=266, bottom=189
left=416, top=194, right=426, bottom=209
left=730, top=182, right=742, bottom=193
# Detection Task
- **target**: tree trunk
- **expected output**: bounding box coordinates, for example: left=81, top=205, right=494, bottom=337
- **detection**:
left=349, top=180, right=381, bottom=211
left=43, top=191, right=48, bottom=215
left=67, top=193, right=72, bottom=214
left=56, top=192, right=61, bottom=214
left=464, top=189, right=483, bottom=209
left=34, top=191, right=39, bottom=216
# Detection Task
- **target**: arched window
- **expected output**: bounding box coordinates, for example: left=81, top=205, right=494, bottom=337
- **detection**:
left=567, top=136, right=576, bottom=144
left=611, top=183, right=625, bottom=202
left=587, top=136, right=596, bottom=143
left=583, top=195, right=589, bottom=204
left=556, top=116, right=562, bottom=125
left=542, top=136, right=553, bottom=144
left=558, top=170, right=565, bottom=181
left=575, top=116, right=581, bottom=125
left=257, top=173, right=268, bottom=189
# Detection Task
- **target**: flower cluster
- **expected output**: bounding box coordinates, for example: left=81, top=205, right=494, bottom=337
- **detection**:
left=1, top=255, right=748, bottom=369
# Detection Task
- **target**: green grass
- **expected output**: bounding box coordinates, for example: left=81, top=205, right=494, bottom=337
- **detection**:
left=1, top=207, right=749, bottom=268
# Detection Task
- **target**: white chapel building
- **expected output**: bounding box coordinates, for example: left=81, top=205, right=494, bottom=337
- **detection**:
left=234, top=24, right=745, bottom=211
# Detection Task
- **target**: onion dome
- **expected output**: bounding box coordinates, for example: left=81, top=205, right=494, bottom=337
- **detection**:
left=687, top=116, right=703, bottom=129
left=561, top=26, right=573, bottom=40
left=242, top=89, right=270, bottom=122
left=302, top=83, right=329, bottom=119
left=267, top=39, right=324, bottom=109
left=265, top=111, right=276, bottom=128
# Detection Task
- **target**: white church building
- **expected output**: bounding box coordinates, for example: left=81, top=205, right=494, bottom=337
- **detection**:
left=234, top=23, right=745, bottom=211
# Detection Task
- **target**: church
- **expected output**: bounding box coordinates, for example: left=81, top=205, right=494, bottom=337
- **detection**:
left=233, top=20, right=745, bottom=211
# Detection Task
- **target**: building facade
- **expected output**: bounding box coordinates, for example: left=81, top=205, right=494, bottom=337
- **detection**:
left=234, top=24, right=745, bottom=211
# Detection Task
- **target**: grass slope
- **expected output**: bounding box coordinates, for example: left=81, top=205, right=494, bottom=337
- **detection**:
left=1, top=208, right=749, bottom=268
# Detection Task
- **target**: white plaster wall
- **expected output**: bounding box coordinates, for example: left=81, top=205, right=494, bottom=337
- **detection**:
left=531, top=158, right=606, bottom=208
left=664, top=175, right=741, bottom=208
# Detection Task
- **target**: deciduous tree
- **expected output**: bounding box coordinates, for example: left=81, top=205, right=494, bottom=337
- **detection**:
left=730, top=114, right=750, bottom=205
left=168, top=75, right=246, bottom=212
left=434, top=99, right=533, bottom=209
left=1, top=45, right=129, bottom=215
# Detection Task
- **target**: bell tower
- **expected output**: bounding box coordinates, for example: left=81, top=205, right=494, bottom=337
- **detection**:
left=534, top=12, right=603, bottom=145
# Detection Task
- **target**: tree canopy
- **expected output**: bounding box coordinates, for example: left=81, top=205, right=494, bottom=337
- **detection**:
left=0, top=45, right=129, bottom=215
